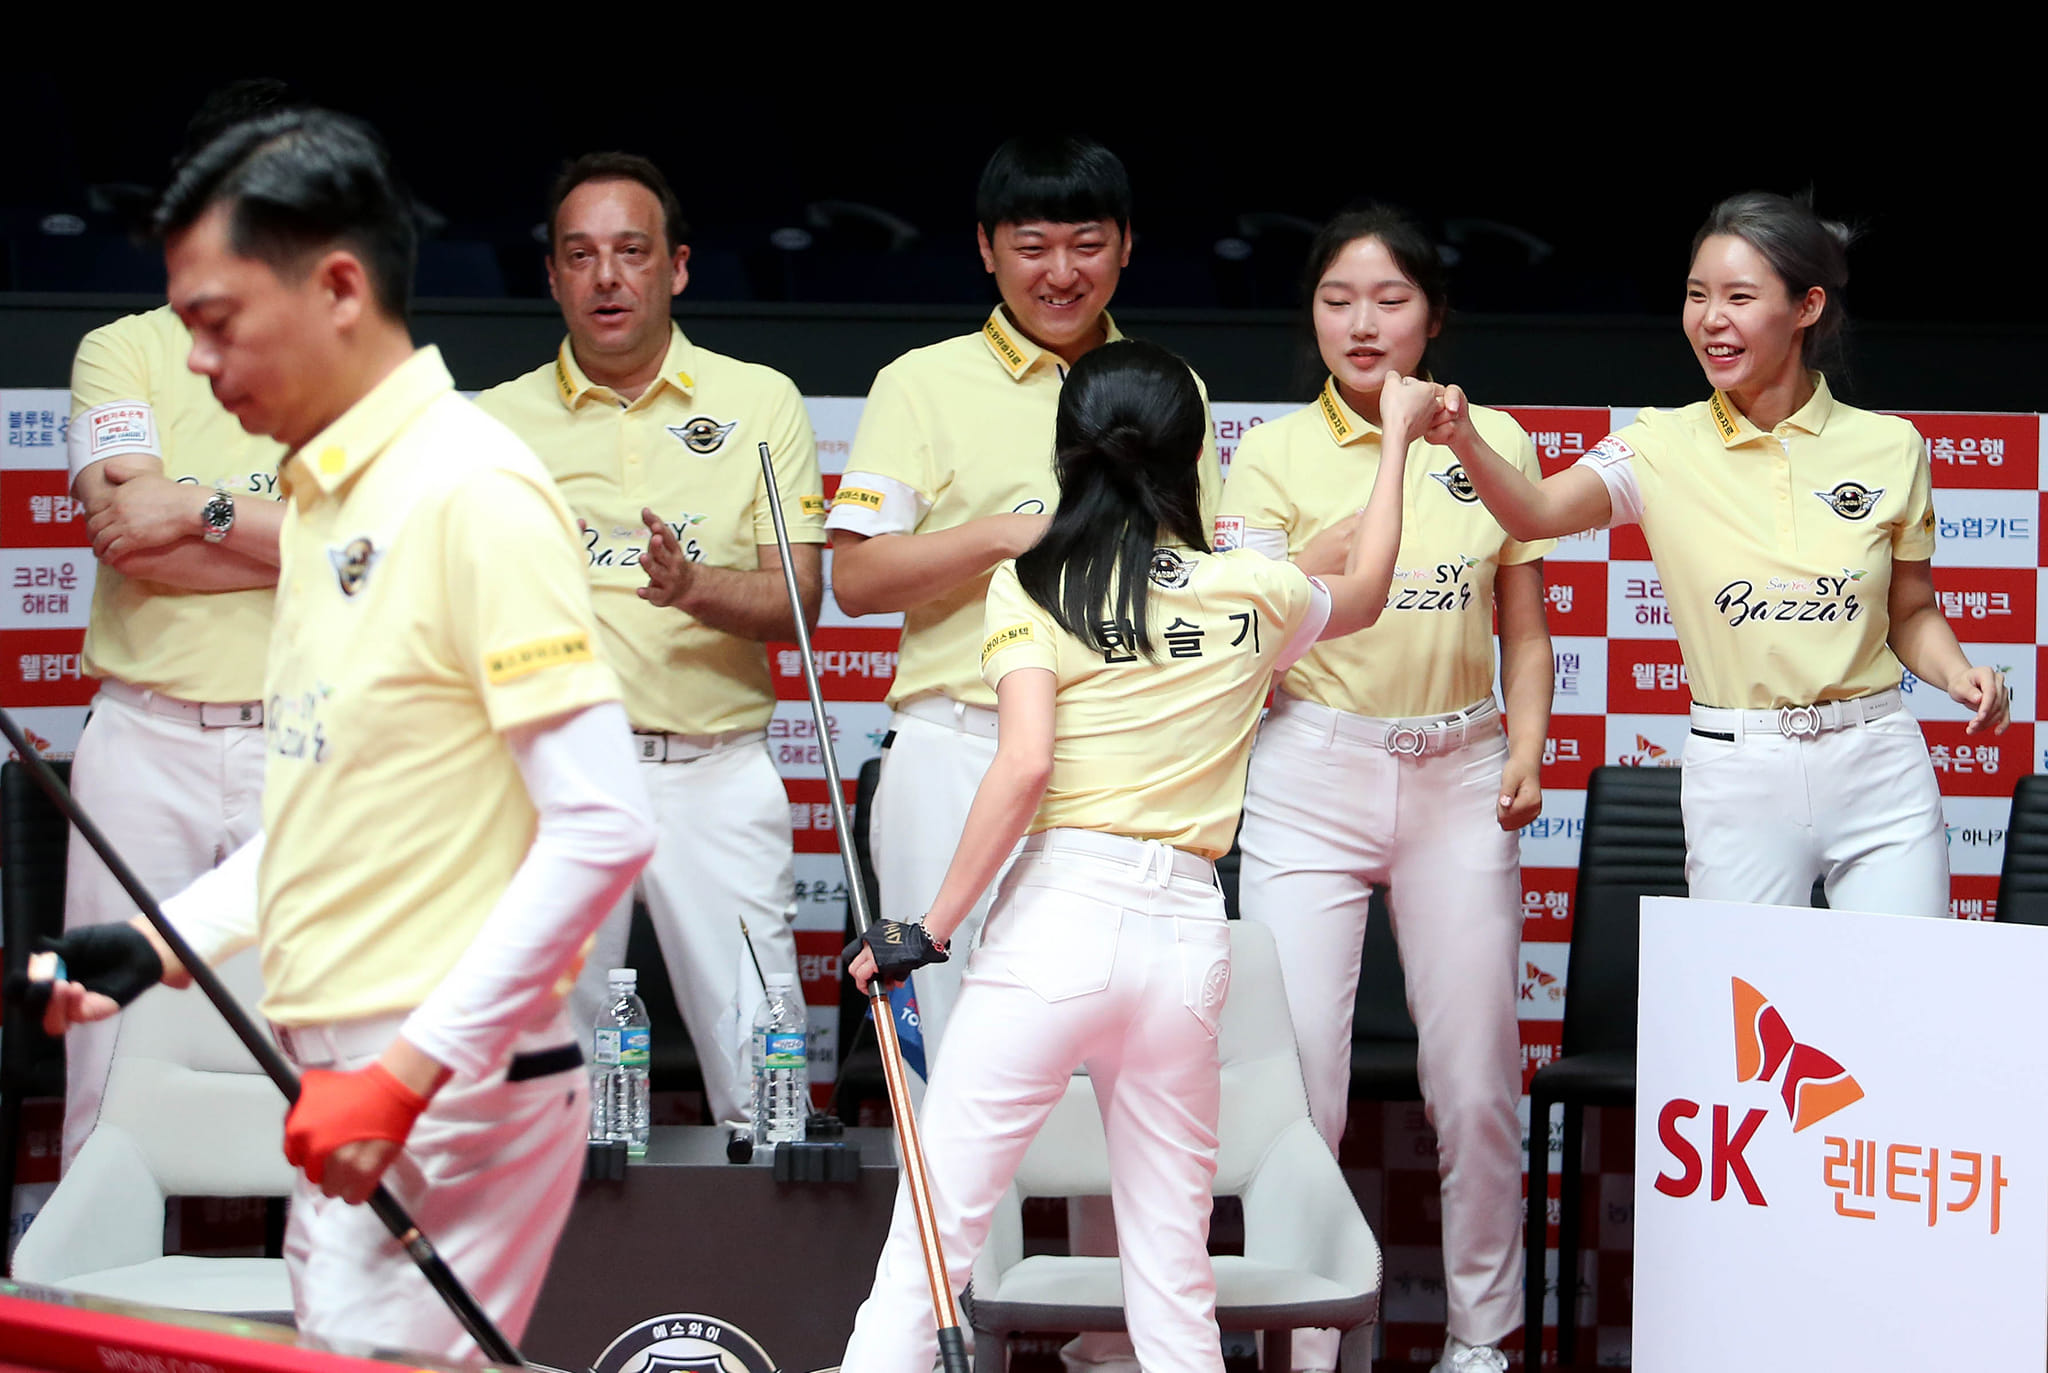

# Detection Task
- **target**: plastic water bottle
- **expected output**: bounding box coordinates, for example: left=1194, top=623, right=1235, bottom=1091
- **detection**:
left=752, top=973, right=810, bottom=1145
left=591, top=968, right=652, bottom=1156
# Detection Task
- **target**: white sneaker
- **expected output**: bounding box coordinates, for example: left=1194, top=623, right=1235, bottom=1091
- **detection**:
left=1431, top=1335, right=1510, bottom=1373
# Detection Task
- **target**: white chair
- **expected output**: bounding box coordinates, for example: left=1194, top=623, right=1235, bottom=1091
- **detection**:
left=968, top=921, right=1382, bottom=1370
left=12, top=950, right=294, bottom=1321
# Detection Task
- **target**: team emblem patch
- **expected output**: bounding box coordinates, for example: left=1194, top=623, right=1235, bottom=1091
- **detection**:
left=1149, top=548, right=1194, bottom=589
left=667, top=416, right=737, bottom=455
left=328, top=537, right=377, bottom=597
left=1815, top=482, right=1884, bottom=520
left=590, top=1312, right=777, bottom=1373
left=1430, top=464, right=1480, bottom=503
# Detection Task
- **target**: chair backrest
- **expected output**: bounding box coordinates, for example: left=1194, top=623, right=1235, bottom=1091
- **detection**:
left=1999, top=774, right=2048, bottom=927
left=1562, top=765, right=1687, bottom=1057
left=98, top=951, right=292, bottom=1198
left=839, top=757, right=885, bottom=1056
left=1353, top=888, right=1415, bottom=1043
left=1010, top=922, right=1308, bottom=1200
left=2, top=760, right=71, bottom=1092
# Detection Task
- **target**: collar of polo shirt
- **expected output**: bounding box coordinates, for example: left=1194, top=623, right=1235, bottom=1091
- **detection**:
left=977, top=305, right=1124, bottom=382
left=1315, top=377, right=1384, bottom=448
left=1707, top=370, right=1837, bottom=448
left=552, top=324, right=700, bottom=411
left=284, top=347, right=454, bottom=500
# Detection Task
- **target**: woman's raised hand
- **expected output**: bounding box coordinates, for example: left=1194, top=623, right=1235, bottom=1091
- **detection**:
left=1379, top=371, right=1447, bottom=438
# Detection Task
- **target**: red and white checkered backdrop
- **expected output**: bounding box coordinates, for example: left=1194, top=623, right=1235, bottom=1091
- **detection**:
left=4, top=388, right=2041, bottom=1361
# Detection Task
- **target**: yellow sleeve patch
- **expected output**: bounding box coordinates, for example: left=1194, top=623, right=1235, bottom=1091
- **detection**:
left=834, top=486, right=885, bottom=512
left=982, top=622, right=1036, bottom=665
left=1921, top=506, right=1936, bottom=533
left=799, top=494, right=828, bottom=517
left=485, top=632, right=595, bottom=685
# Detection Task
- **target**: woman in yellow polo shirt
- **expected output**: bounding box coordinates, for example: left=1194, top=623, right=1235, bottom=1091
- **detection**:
left=839, top=340, right=1442, bottom=1373
left=1458, top=190, right=2009, bottom=919
left=1217, top=207, right=1553, bottom=1373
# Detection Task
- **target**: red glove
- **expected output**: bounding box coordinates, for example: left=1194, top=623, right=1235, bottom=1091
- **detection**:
left=284, top=1063, right=429, bottom=1186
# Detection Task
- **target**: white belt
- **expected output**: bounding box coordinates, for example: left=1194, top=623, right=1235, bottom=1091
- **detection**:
left=1689, top=686, right=1902, bottom=741
left=272, top=1011, right=580, bottom=1077
left=632, top=727, right=763, bottom=763
left=1270, top=691, right=1501, bottom=758
left=1018, top=828, right=1217, bottom=886
left=271, top=1012, right=410, bottom=1069
left=896, top=695, right=1000, bottom=741
left=99, top=678, right=263, bottom=729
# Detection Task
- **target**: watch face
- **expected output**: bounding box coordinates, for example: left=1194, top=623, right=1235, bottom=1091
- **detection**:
left=203, top=493, right=234, bottom=532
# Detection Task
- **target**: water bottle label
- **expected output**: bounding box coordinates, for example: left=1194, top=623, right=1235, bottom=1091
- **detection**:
left=594, top=1027, right=621, bottom=1065
left=620, top=1026, right=651, bottom=1068
left=763, top=1031, right=805, bottom=1068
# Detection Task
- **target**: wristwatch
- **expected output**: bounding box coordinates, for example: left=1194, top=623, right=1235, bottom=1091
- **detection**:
left=199, top=491, right=235, bottom=544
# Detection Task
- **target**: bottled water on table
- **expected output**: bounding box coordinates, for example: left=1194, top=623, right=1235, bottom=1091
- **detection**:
left=752, top=973, right=810, bottom=1145
left=591, top=967, right=652, bottom=1156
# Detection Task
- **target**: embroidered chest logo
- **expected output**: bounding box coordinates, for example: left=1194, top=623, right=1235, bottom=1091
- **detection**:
left=667, top=416, right=737, bottom=455
left=1815, top=482, right=1884, bottom=521
left=1148, top=548, right=1194, bottom=589
left=328, top=537, right=379, bottom=597
left=1430, top=463, right=1480, bottom=503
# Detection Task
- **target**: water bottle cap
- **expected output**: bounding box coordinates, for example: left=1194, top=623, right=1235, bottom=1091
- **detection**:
left=607, top=968, right=636, bottom=988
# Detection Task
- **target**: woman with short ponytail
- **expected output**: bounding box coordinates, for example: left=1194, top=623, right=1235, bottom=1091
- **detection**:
left=840, top=338, right=1434, bottom=1372
left=1458, top=190, right=2009, bottom=918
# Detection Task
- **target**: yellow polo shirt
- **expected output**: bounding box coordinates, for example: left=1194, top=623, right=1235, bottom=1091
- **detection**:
left=1577, top=374, right=1935, bottom=710
left=980, top=547, right=1320, bottom=859
left=474, top=326, right=824, bottom=736
left=67, top=306, right=283, bottom=702
left=826, top=306, right=1225, bottom=710
left=258, top=348, right=620, bottom=1025
left=1217, top=379, right=1552, bottom=718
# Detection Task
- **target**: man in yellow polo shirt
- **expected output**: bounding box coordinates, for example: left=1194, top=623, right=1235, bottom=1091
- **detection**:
left=826, top=135, right=1222, bottom=1071
left=476, top=152, right=824, bottom=1128
left=58, top=80, right=297, bottom=1173
left=36, top=110, right=653, bottom=1358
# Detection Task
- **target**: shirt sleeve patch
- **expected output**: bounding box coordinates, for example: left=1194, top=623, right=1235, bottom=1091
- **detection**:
left=833, top=486, right=885, bottom=512
left=1212, top=515, right=1246, bottom=551
left=982, top=622, right=1036, bottom=666
left=799, top=493, right=828, bottom=517
left=1921, top=506, right=1936, bottom=533
left=485, top=632, right=596, bottom=685
left=1584, top=434, right=1635, bottom=466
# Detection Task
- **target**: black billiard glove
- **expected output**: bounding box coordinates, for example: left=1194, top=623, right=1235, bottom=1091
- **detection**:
left=6, top=924, right=164, bottom=1029
left=842, top=919, right=949, bottom=987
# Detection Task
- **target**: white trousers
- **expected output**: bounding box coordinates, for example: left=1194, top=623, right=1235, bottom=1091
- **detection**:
left=281, top=1011, right=588, bottom=1361
left=567, top=738, right=798, bottom=1126
left=869, top=704, right=1001, bottom=1073
left=1239, top=698, right=1525, bottom=1356
left=841, top=832, right=1232, bottom=1373
left=1680, top=708, right=1949, bottom=915
left=63, top=686, right=267, bottom=1170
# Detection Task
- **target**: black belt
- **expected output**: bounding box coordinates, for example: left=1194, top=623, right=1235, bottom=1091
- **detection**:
left=1690, top=727, right=1736, bottom=742
left=507, top=1043, right=583, bottom=1082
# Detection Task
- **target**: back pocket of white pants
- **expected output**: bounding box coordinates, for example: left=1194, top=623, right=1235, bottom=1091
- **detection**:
left=1177, top=917, right=1232, bottom=1038
left=991, top=882, right=1122, bottom=1003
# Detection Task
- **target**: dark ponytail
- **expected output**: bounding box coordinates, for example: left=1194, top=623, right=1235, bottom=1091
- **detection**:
left=1015, top=340, right=1208, bottom=658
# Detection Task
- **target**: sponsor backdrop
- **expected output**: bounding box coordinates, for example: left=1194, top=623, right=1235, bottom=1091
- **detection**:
left=1636, top=897, right=2048, bottom=1368
left=3, top=386, right=2041, bottom=1362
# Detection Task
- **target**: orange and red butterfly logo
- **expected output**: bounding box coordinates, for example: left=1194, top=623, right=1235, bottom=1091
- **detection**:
left=1732, top=977, right=1864, bottom=1133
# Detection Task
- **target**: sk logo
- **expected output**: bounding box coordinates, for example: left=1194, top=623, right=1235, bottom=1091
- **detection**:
left=1621, top=734, right=1669, bottom=766
left=1732, top=977, right=1864, bottom=1132
left=1430, top=463, right=1480, bottom=503
left=1525, top=961, right=1557, bottom=988
left=328, top=537, right=377, bottom=597
left=1814, top=481, right=1884, bottom=520
left=667, top=416, right=737, bottom=455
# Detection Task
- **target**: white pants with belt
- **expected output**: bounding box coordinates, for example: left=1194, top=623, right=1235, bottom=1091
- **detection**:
left=1239, top=693, right=1525, bottom=1360
left=1680, top=688, right=1949, bottom=915
left=63, top=681, right=267, bottom=1170
left=869, top=697, right=1002, bottom=1075
left=841, top=830, right=1233, bottom=1373
left=274, top=1009, right=588, bottom=1361
left=567, top=732, right=798, bottom=1127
